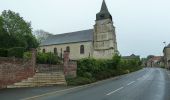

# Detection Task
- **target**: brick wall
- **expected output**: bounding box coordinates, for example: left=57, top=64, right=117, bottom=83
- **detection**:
left=63, top=51, right=77, bottom=78
left=0, top=49, right=36, bottom=89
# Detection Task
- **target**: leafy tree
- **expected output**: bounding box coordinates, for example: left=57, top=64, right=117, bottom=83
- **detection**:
left=0, top=10, right=38, bottom=49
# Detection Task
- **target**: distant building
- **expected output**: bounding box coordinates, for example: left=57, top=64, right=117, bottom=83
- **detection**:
left=122, top=54, right=140, bottom=61
left=40, top=0, right=118, bottom=60
left=163, top=44, right=170, bottom=69
left=146, top=56, right=163, bottom=67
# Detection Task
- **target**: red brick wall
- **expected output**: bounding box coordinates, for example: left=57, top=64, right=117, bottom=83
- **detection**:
left=0, top=49, right=36, bottom=89
left=63, top=51, right=77, bottom=78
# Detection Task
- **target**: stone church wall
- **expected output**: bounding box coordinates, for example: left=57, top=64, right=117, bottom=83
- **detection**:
left=40, top=42, right=93, bottom=60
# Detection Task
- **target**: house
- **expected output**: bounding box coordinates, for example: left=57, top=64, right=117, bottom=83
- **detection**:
left=163, top=44, right=170, bottom=69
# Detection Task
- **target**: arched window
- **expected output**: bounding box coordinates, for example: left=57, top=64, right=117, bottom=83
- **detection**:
left=60, top=48, right=63, bottom=58
left=54, top=48, right=57, bottom=54
left=43, top=49, right=46, bottom=53
left=80, top=45, right=84, bottom=54
left=66, top=46, right=70, bottom=52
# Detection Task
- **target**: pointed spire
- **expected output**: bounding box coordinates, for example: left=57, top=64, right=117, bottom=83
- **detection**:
left=96, top=0, right=112, bottom=21
left=100, top=0, right=109, bottom=13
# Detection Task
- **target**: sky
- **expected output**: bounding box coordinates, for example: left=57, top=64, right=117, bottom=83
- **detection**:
left=0, top=0, right=170, bottom=57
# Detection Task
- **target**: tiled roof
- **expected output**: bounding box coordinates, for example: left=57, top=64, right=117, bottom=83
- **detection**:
left=40, top=29, right=93, bottom=46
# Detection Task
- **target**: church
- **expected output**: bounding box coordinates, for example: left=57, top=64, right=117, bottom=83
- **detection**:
left=40, top=0, right=118, bottom=60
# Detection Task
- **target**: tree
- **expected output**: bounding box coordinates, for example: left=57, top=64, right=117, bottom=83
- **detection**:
left=0, top=10, right=39, bottom=49
left=34, top=29, right=52, bottom=42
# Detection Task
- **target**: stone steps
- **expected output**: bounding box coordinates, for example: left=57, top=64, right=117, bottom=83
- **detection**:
left=7, top=72, right=67, bottom=88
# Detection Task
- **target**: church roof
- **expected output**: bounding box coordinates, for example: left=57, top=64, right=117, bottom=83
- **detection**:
left=40, top=29, right=93, bottom=46
left=167, top=44, right=170, bottom=48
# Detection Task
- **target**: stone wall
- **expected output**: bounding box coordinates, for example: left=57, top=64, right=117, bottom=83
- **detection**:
left=0, top=49, right=36, bottom=89
left=39, top=41, right=93, bottom=60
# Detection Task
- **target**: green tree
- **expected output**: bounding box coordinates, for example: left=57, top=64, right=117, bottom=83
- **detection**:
left=0, top=10, right=38, bottom=49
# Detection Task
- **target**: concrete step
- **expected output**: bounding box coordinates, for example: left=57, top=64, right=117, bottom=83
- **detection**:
left=7, top=71, right=67, bottom=88
left=8, top=82, right=67, bottom=88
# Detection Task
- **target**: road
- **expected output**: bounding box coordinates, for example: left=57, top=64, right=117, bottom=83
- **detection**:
left=1, top=68, right=170, bottom=100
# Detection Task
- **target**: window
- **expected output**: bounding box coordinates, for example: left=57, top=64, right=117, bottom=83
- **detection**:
left=43, top=49, right=45, bottom=53
left=80, top=45, right=84, bottom=54
left=54, top=48, right=57, bottom=54
left=66, top=46, right=70, bottom=52
left=60, top=48, right=62, bottom=58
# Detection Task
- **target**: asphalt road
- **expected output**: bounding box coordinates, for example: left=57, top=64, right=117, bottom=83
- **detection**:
left=1, top=68, right=170, bottom=100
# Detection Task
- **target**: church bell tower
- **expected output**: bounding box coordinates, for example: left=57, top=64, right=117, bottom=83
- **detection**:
left=93, top=0, right=118, bottom=59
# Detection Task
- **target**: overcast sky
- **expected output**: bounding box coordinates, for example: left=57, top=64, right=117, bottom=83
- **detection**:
left=0, top=0, right=170, bottom=57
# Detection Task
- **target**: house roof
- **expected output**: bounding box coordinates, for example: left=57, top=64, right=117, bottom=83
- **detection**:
left=40, top=29, right=93, bottom=46
left=122, top=54, right=140, bottom=59
left=148, top=56, right=163, bottom=62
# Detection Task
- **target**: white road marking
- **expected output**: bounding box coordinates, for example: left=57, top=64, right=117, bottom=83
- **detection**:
left=137, top=78, right=142, bottom=81
left=106, top=87, right=124, bottom=96
left=127, top=81, right=135, bottom=86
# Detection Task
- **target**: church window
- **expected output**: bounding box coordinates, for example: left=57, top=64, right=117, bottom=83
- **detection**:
left=66, top=46, right=70, bottom=52
left=60, top=48, right=63, bottom=58
left=80, top=45, right=84, bottom=54
left=100, top=14, right=105, bottom=19
left=43, top=49, right=46, bottom=53
left=54, top=48, right=57, bottom=54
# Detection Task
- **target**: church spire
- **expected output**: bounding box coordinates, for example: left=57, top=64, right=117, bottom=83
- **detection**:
left=96, top=0, right=112, bottom=21
left=100, top=0, right=109, bottom=13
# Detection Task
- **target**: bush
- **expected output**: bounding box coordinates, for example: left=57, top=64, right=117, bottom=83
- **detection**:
left=68, top=54, right=142, bottom=86
left=8, top=47, right=25, bottom=58
left=0, top=48, right=8, bottom=57
left=66, top=77, right=95, bottom=86
left=37, top=52, right=60, bottom=64
left=23, top=51, right=32, bottom=59
left=83, top=72, right=93, bottom=79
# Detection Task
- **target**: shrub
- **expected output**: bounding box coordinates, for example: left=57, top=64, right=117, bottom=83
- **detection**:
left=83, top=72, right=93, bottom=79
left=23, top=51, right=32, bottom=59
left=8, top=47, right=25, bottom=58
left=0, top=48, right=8, bottom=57
left=68, top=54, right=142, bottom=86
left=36, top=52, right=60, bottom=64
left=66, top=77, right=94, bottom=86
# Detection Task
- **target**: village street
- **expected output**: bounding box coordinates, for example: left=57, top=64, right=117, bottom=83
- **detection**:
left=1, top=68, right=170, bottom=100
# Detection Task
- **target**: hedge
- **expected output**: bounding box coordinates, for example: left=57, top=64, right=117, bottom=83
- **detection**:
left=0, top=48, right=8, bottom=57
left=36, top=52, right=60, bottom=64
left=8, top=47, right=25, bottom=58
left=67, top=54, right=142, bottom=86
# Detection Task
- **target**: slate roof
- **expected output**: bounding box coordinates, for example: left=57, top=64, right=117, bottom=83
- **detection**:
left=167, top=44, right=170, bottom=48
left=40, top=29, right=93, bottom=46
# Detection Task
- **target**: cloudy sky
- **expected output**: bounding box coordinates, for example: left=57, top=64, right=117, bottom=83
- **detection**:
left=0, top=0, right=170, bottom=57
